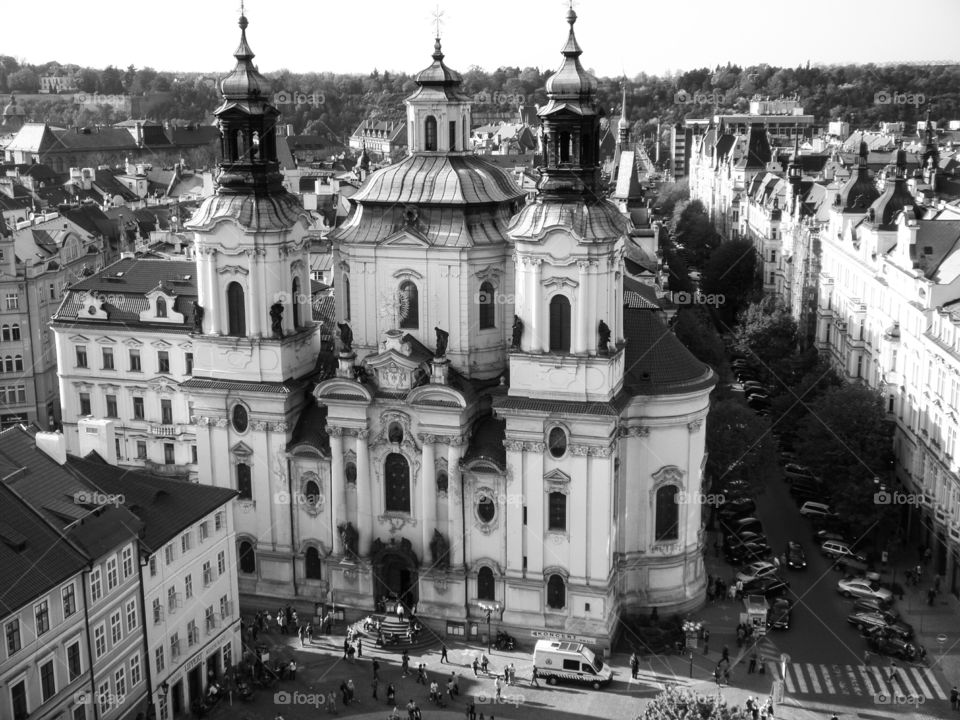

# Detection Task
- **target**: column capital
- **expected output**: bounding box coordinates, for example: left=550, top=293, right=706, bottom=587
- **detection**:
left=687, top=419, right=703, bottom=433
left=356, top=429, right=371, bottom=440
left=326, top=425, right=344, bottom=438
left=577, top=260, right=591, bottom=271
left=504, top=439, right=525, bottom=452
left=419, top=433, right=439, bottom=445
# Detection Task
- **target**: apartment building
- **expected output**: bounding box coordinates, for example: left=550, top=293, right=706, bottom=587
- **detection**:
left=50, top=257, right=200, bottom=479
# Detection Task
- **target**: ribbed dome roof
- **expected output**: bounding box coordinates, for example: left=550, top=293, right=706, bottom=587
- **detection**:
left=508, top=199, right=629, bottom=244
left=415, top=38, right=463, bottom=87
left=220, top=15, right=271, bottom=100
left=837, top=142, right=880, bottom=211
left=543, top=9, right=597, bottom=99
left=349, top=154, right=525, bottom=206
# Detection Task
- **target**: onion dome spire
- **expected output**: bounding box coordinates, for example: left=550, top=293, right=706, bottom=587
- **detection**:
left=867, top=142, right=914, bottom=228
left=836, top=136, right=879, bottom=211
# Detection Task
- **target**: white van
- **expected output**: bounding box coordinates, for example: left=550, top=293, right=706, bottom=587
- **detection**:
left=532, top=640, right=613, bottom=689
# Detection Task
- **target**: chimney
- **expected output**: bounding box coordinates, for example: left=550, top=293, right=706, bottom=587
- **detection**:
left=36, top=431, right=67, bottom=465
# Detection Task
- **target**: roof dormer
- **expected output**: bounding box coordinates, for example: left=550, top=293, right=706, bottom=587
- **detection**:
left=79, top=290, right=109, bottom=320
left=140, top=282, right=185, bottom=324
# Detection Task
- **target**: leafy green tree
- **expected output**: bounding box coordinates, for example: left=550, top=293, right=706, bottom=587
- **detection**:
left=76, top=68, right=99, bottom=93
left=674, top=308, right=724, bottom=368
left=653, top=178, right=689, bottom=217
left=641, top=687, right=753, bottom=720
left=8, top=69, right=39, bottom=93
left=673, top=199, right=720, bottom=268
left=706, top=399, right=777, bottom=496
left=98, top=66, right=124, bottom=95
left=701, top=239, right=759, bottom=326
left=733, top=297, right=797, bottom=371
left=769, top=355, right=843, bottom=438
left=796, top=384, right=896, bottom=541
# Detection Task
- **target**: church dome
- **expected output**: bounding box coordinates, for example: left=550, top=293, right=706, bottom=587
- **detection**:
left=837, top=141, right=879, bottom=211
left=349, top=154, right=524, bottom=206
left=507, top=199, right=629, bottom=244
left=867, top=148, right=914, bottom=229
left=186, top=190, right=307, bottom=232
left=414, top=38, right=463, bottom=87
left=543, top=9, right=598, bottom=100
left=219, top=15, right=271, bottom=101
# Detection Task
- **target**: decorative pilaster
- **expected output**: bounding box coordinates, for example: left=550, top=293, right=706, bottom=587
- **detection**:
left=504, top=439, right=524, bottom=575
left=420, top=435, right=437, bottom=565
left=327, top=425, right=345, bottom=554
left=206, top=249, right=222, bottom=335
left=447, top=437, right=465, bottom=569
left=355, top=429, right=372, bottom=557
left=529, top=259, right=543, bottom=352
left=247, top=249, right=261, bottom=337
left=575, top=260, right=590, bottom=354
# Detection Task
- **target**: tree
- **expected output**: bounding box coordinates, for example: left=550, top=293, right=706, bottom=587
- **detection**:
left=653, top=178, right=689, bottom=217
left=8, top=69, right=39, bottom=93
left=706, top=399, right=778, bottom=497
left=673, top=199, right=721, bottom=268
left=674, top=308, right=724, bottom=368
left=733, top=297, right=798, bottom=372
left=76, top=68, right=99, bottom=93
left=796, top=384, right=895, bottom=541
left=641, top=687, right=753, bottom=720
left=98, top=66, right=124, bottom=95
left=769, top=355, right=843, bottom=439
left=701, top=239, right=759, bottom=327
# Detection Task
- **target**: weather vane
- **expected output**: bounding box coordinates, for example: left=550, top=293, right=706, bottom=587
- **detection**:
left=432, top=5, right=444, bottom=38
left=240, top=0, right=245, bottom=15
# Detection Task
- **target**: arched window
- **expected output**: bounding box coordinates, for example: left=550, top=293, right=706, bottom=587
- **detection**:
left=478, top=281, right=495, bottom=329
left=305, top=546, right=323, bottom=580
left=156, top=297, right=167, bottom=318
left=3, top=357, right=11, bottom=373
left=449, top=120, right=457, bottom=151
left=345, top=462, right=357, bottom=486
left=399, top=281, right=419, bottom=329
left=477, top=567, right=495, bottom=601
left=559, top=132, right=571, bottom=163
left=304, top=479, right=321, bottom=507
left=548, top=492, right=567, bottom=531
left=384, top=453, right=410, bottom=513
left=343, top=275, right=351, bottom=321
left=238, top=541, right=256, bottom=574
left=548, top=427, right=567, bottom=458
left=227, top=282, right=246, bottom=337
left=424, top=116, right=437, bottom=151
left=232, top=404, right=248, bottom=433
left=547, top=574, right=565, bottom=609
left=236, top=131, right=246, bottom=161
left=292, top=277, right=301, bottom=329
left=655, top=485, right=680, bottom=541
left=14, top=355, right=22, bottom=372
left=11, top=324, right=19, bottom=341
left=549, top=295, right=571, bottom=353
left=1, top=325, right=9, bottom=342
left=237, top=462, right=252, bottom=500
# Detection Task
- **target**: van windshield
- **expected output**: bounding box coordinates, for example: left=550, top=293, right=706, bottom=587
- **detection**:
left=582, top=647, right=603, bottom=672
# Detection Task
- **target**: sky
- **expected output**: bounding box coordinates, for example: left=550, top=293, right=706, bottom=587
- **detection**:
left=5, top=0, right=960, bottom=79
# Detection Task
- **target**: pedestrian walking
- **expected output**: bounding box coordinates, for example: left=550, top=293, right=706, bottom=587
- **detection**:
left=446, top=678, right=455, bottom=701
left=340, top=681, right=349, bottom=706
left=950, top=685, right=958, bottom=710
left=402, top=651, right=410, bottom=677
left=508, top=663, right=516, bottom=685
left=927, top=587, right=936, bottom=606
left=372, top=677, right=379, bottom=700
left=494, top=675, right=502, bottom=701
left=722, top=645, right=730, bottom=663
left=472, top=657, right=479, bottom=676
left=326, top=691, right=337, bottom=714
left=703, top=629, right=710, bottom=655
left=481, top=654, right=489, bottom=674
left=629, top=652, right=639, bottom=679
left=531, top=666, right=540, bottom=687
left=343, top=638, right=350, bottom=659
left=387, top=682, right=396, bottom=705
left=466, top=700, right=477, bottom=720
left=441, top=644, right=448, bottom=663
left=373, top=658, right=381, bottom=680
left=357, top=638, right=363, bottom=658
left=347, top=679, right=356, bottom=704
left=289, top=660, right=297, bottom=680
left=453, top=672, right=461, bottom=696
left=748, top=652, right=757, bottom=674
left=417, top=664, right=428, bottom=685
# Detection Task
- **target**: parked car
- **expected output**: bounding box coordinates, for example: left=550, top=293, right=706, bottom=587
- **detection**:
left=724, top=530, right=766, bottom=546
left=736, top=561, right=779, bottom=584
left=799, top=501, right=833, bottom=519
left=732, top=517, right=764, bottom=534
left=785, top=541, right=807, bottom=569
left=813, top=530, right=847, bottom=545
left=810, top=515, right=848, bottom=536
left=745, top=391, right=771, bottom=403
left=837, top=577, right=893, bottom=602
left=742, top=380, right=767, bottom=391
left=846, top=611, right=914, bottom=640
left=783, top=463, right=817, bottom=482
left=852, top=597, right=896, bottom=614
left=866, top=632, right=926, bottom=661
left=719, top=479, right=753, bottom=498
left=747, top=395, right=771, bottom=407
left=736, top=370, right=758, bottom=382
left=822, top=540, right=866, bottom=563
left=745, top=576, right=791, bottom=599
left=726, top=543, right=773, bottom=565
left=717, top=497, right=757, bottom=521
left=768, top=597, right=793, bottom=630
left=778, top=451, right=798, bottom=465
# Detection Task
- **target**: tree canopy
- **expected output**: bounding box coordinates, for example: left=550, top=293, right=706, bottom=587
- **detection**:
left=733, top=297, right=798, bottom=378
left=701, top=239, right=759, bottom=327
left=706, top=399, right=778, bottom=495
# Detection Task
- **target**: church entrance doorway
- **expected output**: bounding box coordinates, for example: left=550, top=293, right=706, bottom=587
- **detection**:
left=370, top=536, right=420, bottom=611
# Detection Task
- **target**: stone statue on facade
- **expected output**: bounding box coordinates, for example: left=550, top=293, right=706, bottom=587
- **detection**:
left=270, top=302, right=284, bottom=338
left=338, top=522, right=359, bottom=558
left=434, top=327, right=449, bottom=358
left=192, top=301, right=204, bottom=333
left=429, top=529, right=450, bottom=570
left=337, top=322, right=354, bottom=353
left=598, top=319, right=611, bottom=355
left=511, top=315, right=523, bottom=349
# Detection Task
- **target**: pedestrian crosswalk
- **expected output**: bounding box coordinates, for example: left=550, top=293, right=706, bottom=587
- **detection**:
left=773, top=661, right=947, bottom=701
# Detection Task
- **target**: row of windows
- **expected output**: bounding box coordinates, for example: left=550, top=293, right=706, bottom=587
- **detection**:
left=146, top=513, right=227, bottom=578
left=75, top=345, right=192, bottom=375
left=0, top=324, right=21, bottom=342
left=153, top=562, right=226, bottom=622
left=223, top=278, right=305, bottom=337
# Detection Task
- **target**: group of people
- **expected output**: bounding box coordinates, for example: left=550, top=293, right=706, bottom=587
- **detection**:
left=744, top=695, right=775, bottom=720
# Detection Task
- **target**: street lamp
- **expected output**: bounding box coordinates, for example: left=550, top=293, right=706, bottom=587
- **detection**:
left=478, top=601, right=501, bottom=653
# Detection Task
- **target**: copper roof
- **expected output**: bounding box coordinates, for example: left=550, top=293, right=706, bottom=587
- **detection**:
left=186, top=191, right=308, bottom=232
left=220, top=15, right=271, bottom=101
left=347, top=154, right=524, bottom=206
left=543, top=9, right=597, bottom=101
left=623, top=308, right=715, bottom=396
left=508, top=199, right=629, bottom=243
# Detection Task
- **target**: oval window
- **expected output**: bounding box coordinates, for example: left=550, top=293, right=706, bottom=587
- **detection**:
left=388, top=423, right=404, bottom=444
left=232, top=404, right=249, bottom=433
left=548, top=427, right=567, bottom=458
left=477, top=495, right=496, bottom=523
left=304, top=479, right=321, bottom=507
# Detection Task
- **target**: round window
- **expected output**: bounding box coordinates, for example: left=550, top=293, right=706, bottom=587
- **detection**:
left=477, top=495, right=496, bottom=523
left=232, top=404, right=249, bottom=433
left=548, top=427, right=567, bottom=458
left=388, top=423, right=404, bottom=444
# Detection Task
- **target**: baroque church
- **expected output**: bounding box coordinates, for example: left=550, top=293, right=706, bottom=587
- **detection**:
left=52, top=9, right=715, bottom=650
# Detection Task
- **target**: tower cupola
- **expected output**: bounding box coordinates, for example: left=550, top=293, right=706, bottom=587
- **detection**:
left=404, top=37, right=472, bottom=154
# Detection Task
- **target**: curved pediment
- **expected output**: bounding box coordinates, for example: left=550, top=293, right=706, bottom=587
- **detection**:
left=407, top=383, right=468, bottom=410
left=314, top=377, right=373, bottom=403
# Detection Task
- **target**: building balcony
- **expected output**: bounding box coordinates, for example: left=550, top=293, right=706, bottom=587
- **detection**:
left=149, top=424, right=183, bottom=437
left=144, top=459, right=193, bottom=479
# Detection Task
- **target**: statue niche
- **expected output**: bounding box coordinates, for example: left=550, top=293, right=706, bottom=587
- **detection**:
left=338, top=521, right=359, bottom=559
left=429, top=529, right=450, bottom=570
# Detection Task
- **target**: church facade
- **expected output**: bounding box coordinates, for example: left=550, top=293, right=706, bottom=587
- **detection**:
left=50, top=10, right=714, bottom=650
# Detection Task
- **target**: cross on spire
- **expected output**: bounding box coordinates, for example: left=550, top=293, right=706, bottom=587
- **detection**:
left=432, top=5, right=444, bottom=38
left=239, top=0, right=245, bottom=16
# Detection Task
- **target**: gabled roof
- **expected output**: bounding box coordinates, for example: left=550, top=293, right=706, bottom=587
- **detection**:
left=911, top=220, right=960, bottom=281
